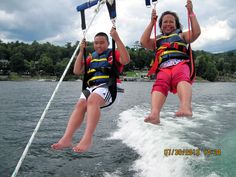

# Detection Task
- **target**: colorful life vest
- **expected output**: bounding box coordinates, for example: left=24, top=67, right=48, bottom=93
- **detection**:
left=148, top=29, right=190, bottom=76
left=86, top=49, right=113, bottom=87
left=82, top=48, right=121, bottom=108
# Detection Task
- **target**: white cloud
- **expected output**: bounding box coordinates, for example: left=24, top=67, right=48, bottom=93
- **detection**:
left=192, top=19, right=235, bottom=50
left=1, top=0, right=236, bottom=52
left=0, top=10, right=17, bottom=29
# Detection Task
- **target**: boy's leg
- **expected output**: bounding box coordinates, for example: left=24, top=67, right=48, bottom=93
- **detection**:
left=73, top=93, right=105, bottom=152
left=51, top=99, right=87, bottom=150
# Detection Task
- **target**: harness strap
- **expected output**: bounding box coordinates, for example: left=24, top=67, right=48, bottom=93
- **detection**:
left=103, top=0, right=118, bottom=109
left=148, top=49, right=163, bottom=76
left=153, top=19, right=157, bottom=52
left=101, top=39, right=117, bottom=108
left=82, top=47, right=88, bottom=90
left=187, top=10, right=195, bottom=81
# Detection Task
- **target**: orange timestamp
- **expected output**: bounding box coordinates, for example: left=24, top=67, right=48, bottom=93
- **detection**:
left=164, top=148, right=221, bottom=157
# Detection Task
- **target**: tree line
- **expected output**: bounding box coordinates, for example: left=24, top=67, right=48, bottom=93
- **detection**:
left=0, top=40, right=235, bottom=81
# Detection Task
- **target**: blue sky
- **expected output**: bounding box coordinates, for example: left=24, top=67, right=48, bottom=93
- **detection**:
left=0, top=0, right=235, bottom=53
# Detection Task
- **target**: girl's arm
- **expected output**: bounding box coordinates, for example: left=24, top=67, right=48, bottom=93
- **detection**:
left=182, top=0, right=201, bottom=43
left=140, top=9, right=157, bottom=50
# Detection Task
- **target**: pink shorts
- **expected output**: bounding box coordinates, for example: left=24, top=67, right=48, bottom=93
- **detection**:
left=152, top=62, right=192, bottom=96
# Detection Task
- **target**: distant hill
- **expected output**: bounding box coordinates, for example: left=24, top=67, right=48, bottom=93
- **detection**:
left=0, top=40, right=235, bottom=82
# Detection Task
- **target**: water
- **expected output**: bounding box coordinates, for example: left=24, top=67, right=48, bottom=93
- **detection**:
left=0, top=81, right=235, bottom=177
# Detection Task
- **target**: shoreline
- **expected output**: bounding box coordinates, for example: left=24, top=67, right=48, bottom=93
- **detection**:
left=1, top=77, right=236, bottom=83
left=1, top=74, right=236, bottom=82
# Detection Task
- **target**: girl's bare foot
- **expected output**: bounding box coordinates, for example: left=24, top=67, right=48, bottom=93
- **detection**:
left=51, top=138, right=72, bottom=150
left=175, top=107, right=192, bottom=117
left=72, top=137, right=93, bottom=153
left=144, top=113, right=160, bottom=125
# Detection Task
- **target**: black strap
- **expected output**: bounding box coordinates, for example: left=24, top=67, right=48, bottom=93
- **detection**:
left=101, top=39, right=117, bottom=109
left=102, top=0, right=118, bottom=108
left=79, top=8, right=88, bottom=90
left=145, top=0, right=151, bottom=7
left=80, top=10, right=86, bottom=30
left=82, top=89, right=90, bottom=99
left=106, top=1, right=116, bottom=19
left=82, top=47, right=88, bottom=90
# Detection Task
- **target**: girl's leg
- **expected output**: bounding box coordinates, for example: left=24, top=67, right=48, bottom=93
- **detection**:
left=145, top=69, right=170, bottom=124
left=145, top=91, right=166, bottom=124
left=172, top=63, right=193, bottom=117
left=175, top=81, right=192, bottom=117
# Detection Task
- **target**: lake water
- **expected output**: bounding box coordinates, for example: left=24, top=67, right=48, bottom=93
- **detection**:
left=0, top=81, right=236, bottom=177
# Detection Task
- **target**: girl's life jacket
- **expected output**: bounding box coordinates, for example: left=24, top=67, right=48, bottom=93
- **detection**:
left=148, top=29, right=191, bottom=76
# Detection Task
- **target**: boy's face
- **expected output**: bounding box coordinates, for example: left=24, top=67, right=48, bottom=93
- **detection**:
left=93, top=36, right=109, bottom=54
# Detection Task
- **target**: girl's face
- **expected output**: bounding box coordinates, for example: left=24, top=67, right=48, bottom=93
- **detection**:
left=161, top=14, right=177, bottom=35
left=93, top=36, right=109, bottom=54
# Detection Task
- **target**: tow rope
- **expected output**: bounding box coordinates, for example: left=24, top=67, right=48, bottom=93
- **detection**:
left=11, top=1, right=106, bottom=176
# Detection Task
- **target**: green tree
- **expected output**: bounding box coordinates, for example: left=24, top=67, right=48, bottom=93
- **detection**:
left=54, top=58, right=70, bottom=77
left=203, top=61, right=218, bottom=81
left=9, top=52, right=26, bottom=73
left=229, top=56, right=236, bottom=74
left=24, top=60, right=37, bottom=76
left=223, top=62, right=231, bottom=74
left=195, top=55, right=207, bottom=76
left=38, top=54, right=54, bottom=75
left=0, top=45, right=10, bottom=60
left=216, top=57, right=224, bottom=75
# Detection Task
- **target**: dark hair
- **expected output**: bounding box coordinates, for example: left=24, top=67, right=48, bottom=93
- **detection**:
left=94, top=32, right=109, bottom=44
left=158, top=11, right=183, bottom=33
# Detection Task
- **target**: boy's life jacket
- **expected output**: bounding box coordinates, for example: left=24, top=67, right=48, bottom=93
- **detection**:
left=148, top=29, right=190, bottom=76
left=82, top=48, right=123, bottom=108
left=85, top=48, right=122, bottom=87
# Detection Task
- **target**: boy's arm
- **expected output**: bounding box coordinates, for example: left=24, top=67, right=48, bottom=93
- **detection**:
left=110, top=28, right=130, bottom=65
left=73, top=40, right=86, bottom=75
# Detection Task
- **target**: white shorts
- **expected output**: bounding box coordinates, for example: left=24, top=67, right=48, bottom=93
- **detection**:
left=79, top=83, right=124, bottom=107
left=80, top=84, right=112, bottom=106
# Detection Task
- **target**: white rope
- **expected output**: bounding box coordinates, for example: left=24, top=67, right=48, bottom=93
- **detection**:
left=11, top=1, right=106, bottom=177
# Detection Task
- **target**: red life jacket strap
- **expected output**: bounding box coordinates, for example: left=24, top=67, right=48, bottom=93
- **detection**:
left=147, top=49, right=164, bottom=76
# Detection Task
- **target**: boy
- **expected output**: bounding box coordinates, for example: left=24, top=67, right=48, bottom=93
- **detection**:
left=51, top=27, right=130, bottom=152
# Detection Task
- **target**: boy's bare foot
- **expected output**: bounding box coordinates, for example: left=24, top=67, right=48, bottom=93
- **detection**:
left=72, top=137, right=93, bottom=153
left=175, top=107, right=192, bottom=117
left=144, top=114, right=160, bottom=125
left=51, top=138, right=72, bottom=150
